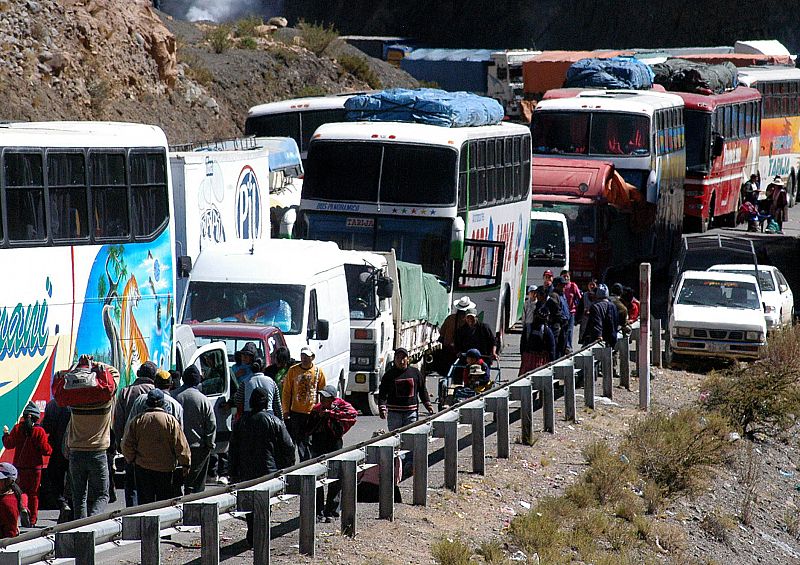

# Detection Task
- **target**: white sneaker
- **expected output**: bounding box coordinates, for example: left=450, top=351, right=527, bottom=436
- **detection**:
left=216, top=476, right=229, bottom=485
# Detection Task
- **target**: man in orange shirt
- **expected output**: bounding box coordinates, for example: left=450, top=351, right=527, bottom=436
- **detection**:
left=281, top=347, right=326, bottom=461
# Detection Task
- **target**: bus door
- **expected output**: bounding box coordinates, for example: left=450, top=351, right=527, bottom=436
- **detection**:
left=456, top=238, right=505, bottom=328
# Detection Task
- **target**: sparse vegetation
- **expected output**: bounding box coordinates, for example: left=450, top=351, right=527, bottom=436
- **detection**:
left=267, top=45, right=300, bottom=65
left=179, top=53, right=214, bottom=87
left=739, top=442, right=760, bottom=525
left=700, top=512, right=735, bottom=544
left=297, top=20, right=339, bottom=56
left=239, top=37, right=258, bottom=50
left=430, top=536, right=473, bottom=565
left=339, top=54, right=382, bottom=89
left=235, top=15, right=262, bottom=38
left=206, top=24, right=232, bottom=54
left=294, top=85, right=328, bottom=98
left=476, top=539, right=508, bottom=564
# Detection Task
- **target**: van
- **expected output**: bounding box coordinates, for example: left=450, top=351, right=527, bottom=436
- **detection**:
left=178, top=240, right=351, bottom=394
left=528, top=210, right=569, bottom=286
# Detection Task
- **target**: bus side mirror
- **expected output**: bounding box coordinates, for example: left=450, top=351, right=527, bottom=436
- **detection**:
left=178, top=255, right=192, bottom=278
left=712, top=133, right=724, bottom=158
left=377, top=276, right=394, bottom=299
left=450, top=217, right=465, bottom=261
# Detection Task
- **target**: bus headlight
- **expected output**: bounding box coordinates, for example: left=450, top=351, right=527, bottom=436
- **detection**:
left=746, top=331, right=764, bottom=342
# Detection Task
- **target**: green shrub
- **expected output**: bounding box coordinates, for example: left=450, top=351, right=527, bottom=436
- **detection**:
left=206, top=25, right=232, bottom=54
left=297, top=19, right=339, bottom=56
left=430, top=536, right=472, bottom=565
left=294, top=85, right=328, bottom=98
left=476, top=539, right=508, bottom=564
left=239, top=36, right=258, bottom=50
left=580, top=441, right=636, bottom=505
left=621, top=407, right=730, bottom=497
left=339, top=53, right=382, bottom=89
left=235, top=15, right=262, bottom=38
left=508, top=506, right=563, bottom=557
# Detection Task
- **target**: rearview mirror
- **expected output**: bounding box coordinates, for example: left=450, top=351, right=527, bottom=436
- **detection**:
left=178, top=255, right=192, bottom=278
left=377, top=276, right=394, bottom=299
left=780, top=284, right=789, bottom=293
left=315, top=319, right=330, bottom=341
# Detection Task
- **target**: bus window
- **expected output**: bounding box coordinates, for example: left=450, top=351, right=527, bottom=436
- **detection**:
left=531, top=112, right=589, bottom=155
left=244, top=113, right=301, bottom=148
left=590, top=113, right=650, bottom=155
left=90, top=152, right=129, bottom=239
left=5, top=151, right=46, bottom=242
left=48, top=152, right=88, bottom=240
left=130, top=151, right=169, bottom=238
left=738, top=103, right=746, bottom=138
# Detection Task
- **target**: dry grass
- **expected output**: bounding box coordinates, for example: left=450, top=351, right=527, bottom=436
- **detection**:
left=430, top=536, right=473, bottom=565
left=297, top=20, right=339, bottom=56
left=339, top=53, right=382, bottom=89
left=205, top=25, right=232, bottom=54
left=234, top=15, right=262, bottom=38
left=739, top=442, right=760, bottom=525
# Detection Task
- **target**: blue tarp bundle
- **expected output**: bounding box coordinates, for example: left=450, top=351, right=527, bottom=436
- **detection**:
left=565, top=57, right=655, bottom=90
left=344, top=88, right=505, bottom=128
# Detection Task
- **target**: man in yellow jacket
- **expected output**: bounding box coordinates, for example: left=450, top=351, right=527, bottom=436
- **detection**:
left=281, top=347, right=326, bottom=461
left=122, top=389, right=191, bottom=504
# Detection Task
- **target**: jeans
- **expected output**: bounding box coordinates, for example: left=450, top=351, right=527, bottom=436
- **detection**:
left=124, top=462, right=138, bottom=507
left=287, top=412, right=314, bottom=462
left=565, top=314, right=575, bottom=352
left=388, top=410, right=418, bottom=477
left=185, top=446, right=212, bottom=494
left=135, top=466, right=174, bottom=504
left=69, top=450, right=109, bottom=519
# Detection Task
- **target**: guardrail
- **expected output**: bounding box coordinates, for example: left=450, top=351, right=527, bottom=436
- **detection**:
left=0, top=321, right=653, bottom=565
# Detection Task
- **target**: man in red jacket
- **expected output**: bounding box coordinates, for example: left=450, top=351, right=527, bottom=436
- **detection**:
left=2, top=402, right=51, bottom=525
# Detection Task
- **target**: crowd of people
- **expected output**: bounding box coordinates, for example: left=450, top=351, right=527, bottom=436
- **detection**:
left=740, top=174, right=790, bottom=233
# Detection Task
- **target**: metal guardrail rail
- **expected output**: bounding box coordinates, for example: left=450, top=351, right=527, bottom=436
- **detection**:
left=0, top=321, right=660, bottom=565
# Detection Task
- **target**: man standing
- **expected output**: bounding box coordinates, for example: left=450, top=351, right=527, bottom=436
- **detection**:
left=40, top=399, right=71, bottom=518
left=560, top=270, right=582, bottom=353
left=173, top=366, right=216, bottom=494
left=128, top=369, right=184, bottom=426
left=281, top=347, right=326, bottom=461
left=580, top=284, right=619, bottom=347
left=233, top=358, right=282, bottom=418
left=377, top=348, right=434, bottom=431
left=122, top=389, right=191, bottom=504
left=437, top=297, right=473, bottom=374
left=309, top=385, right=358, bottom=522
left=230, top=387, right=295, bottom=546
left=551, top=277, right=571, bottom=357
left=541, top=270, right=554, bottom=296
left=454, top=310, right=496, bottom=359
left=113, top=361, right=157, bottom=507
left=609, top=283, right=630, bottom=335
left=742, top=173, right=759, bottom=205
left=522, top=285, right=538, bottom=341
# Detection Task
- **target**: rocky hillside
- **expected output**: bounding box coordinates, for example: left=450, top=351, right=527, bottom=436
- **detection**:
left=0, top=0, right=417, bottom=144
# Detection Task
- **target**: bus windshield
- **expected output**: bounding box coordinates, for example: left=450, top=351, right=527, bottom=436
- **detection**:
left=183, top=281, right=305, bottom=334
left=306, top=213, right=452, bottom=282
left=303, top=141, right=458, bottom=206
left=535, top=203, right=596, bottom=244
left=684, top=110, right=711, bottom=172
left=532, top=111, right=650, bottom=156
left=529, top=219, right=566, bottom=266
left=345, top=264, right=378, bottom=320
left=244, top=109, right=348, bottom=154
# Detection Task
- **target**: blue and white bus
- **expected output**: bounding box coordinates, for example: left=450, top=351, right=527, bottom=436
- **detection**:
left=299, top=120, right=532, bottom=338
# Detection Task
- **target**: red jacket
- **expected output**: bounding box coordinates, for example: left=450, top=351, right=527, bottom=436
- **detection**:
left=2, top=422, right=52, bottom=470
left=0, top=490, right=27, bottom=538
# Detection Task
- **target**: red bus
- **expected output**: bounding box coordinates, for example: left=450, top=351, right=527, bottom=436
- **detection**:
left=675, top=87, right=761, bottom=232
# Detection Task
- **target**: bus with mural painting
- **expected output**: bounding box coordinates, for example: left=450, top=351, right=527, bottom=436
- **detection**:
left=298, top=120, right=532, bottom=342
left=531, top=89, right=686, bottom=278
left=0, top=122, right=230, bottom=459
left=738, top=66, right=800, bottom=206
left=673, top=87, right=761, bottom=232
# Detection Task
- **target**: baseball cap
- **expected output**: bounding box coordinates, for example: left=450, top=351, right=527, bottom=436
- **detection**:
left=394, top=347, right=409, bottom=357
left=318, top=384, right=338, bottom=398
left=0, top=462, right=18, bottom=481
left=527, top=285, right=537, bottom=293
left=154, top=369, right=172, bottom=389
left=553, top=276, right=565, bottom=286
left=465, top=348, right=482, bottom=359
left=300, top=346, right=315, bottom=358
left=543, top=269, right=553, bottom=276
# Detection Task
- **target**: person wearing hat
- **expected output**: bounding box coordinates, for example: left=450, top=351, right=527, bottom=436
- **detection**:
left=560, top=270, right=582, bottom=353
left=454, top=309, right=497, bottom=360
left=127, top=369, right=184, bottom=427
left=122, top=389, right=191, bottom=505
left=550, top=277, right=571, bottom=357
left=542, top=270, right=554, bottom=296
left=519, top=307, right=556, bottom=374
left=2, top=401, right=51, bottom=526
left=436, top=297, right=475, bottom=374
left=232, top=342, right=259, bottom=386
left=522, top=285, right=539, bottom=342
left=309, top=385, right=358, bottom=522
left=580, top=283, right=619, bottom=347
left=230, top=386, right=296, bottom=545
left=377, top=348, right=434, bottom=430
left=769, top=175, right=789, bottom=231
left=173, top=366, right=216, bottom=494
left=742, top=173, right=759, bottom=205
left=113, top=360, right=157, bottom=507
left=0, top=462, right=29, bottom=538
left=609, top=283, right=630, bottom=335
left=281, top=346, right=327, bottom=461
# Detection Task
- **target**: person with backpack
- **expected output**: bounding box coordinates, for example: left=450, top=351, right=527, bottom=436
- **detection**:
left=309, top=385, right=358, bottom=522
left=2, top=402, right=51, bottom=526
left=0, top=463, right=30, bottom=538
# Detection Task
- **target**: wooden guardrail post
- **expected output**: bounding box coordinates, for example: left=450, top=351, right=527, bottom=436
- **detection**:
left=400, top=424, right=431, bottom=506
left=485, top=389, right=510, bottom=459
left=55, top=531, right=96, bottom=565
left=432, top=412, right=460, bottom=491
left=122, top=515, right=161, bottom=565
left=366, top=438, right=400, bottom=521
left=554, top=362, right=576, bottom=423
left=509, top=378, right=534, bottom=444
left=575, top=350, right=595, bottom=409
left=183, top=502, right=220, bottom=565
left=460, top=400, right=486, bottom=475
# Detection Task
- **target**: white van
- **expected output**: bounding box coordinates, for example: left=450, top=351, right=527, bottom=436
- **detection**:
left=528, top=210, right=569, bottom=286
left=178, top=240, right=351, bottom=394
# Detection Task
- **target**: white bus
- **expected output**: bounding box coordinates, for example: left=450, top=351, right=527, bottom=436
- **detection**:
left=738, top=66, right=800, bottom=205
left=299, top=120, right=532, bottom=340
left=0, top=122, right=176, bottom=438
left=531, top=89, right=687, bottom=272
left=487, top=50, right=541, bottom=120
left=245, top=94, right=365, bottom=162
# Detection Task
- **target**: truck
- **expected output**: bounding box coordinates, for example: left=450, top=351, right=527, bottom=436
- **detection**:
left=341, top=250, right=449, bottom=415
left=178, top=240, right=351, bottom=396
left=170, top=143, right=272, bottom=305
left=399, top=48, right=494, bottom=94
left=487, top=50, right=541, bottom=120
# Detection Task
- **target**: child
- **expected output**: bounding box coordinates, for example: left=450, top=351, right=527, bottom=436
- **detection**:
left=0, top=462, right=30, bottom=538
left=2, top=402, right=52, bottom=525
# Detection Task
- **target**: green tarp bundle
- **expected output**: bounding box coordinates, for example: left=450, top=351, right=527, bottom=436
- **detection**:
left=396, top=261, right=450, bottom=326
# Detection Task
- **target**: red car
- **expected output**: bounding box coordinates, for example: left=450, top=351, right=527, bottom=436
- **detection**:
left=190, top=323, right=289, bottom=368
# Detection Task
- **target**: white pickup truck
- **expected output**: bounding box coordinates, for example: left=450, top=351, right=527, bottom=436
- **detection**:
left=669, top=270, right=767, bottom=360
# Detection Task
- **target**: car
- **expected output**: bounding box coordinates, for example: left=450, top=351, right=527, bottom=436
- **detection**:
left=190, top=323, right=289, bottom=369
left=707, top=264, right=794, bottom=330
left=669, top=270, right=767, bottom=360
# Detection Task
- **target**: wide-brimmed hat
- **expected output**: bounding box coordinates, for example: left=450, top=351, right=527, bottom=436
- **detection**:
left=453, top=296, right=476, bottom=311
left=468, top=364, right=486, bottom=377
left=236, top=342, right=258, bottom=358
left=772, top=176, right=784, bottom=186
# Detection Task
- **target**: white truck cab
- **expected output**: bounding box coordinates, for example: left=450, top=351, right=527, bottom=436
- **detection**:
left=178, top=240, right=351, bottom=394
left=669, top=270, right=767, bottom=360
left=528, top=210, right=569, bottom=286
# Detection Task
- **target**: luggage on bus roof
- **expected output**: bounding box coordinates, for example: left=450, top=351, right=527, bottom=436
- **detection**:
left=344, top=88, right=505, bottom=127
left=565, top=57, right=655, bottom=90
left=651, top=59, right=738, bottom=94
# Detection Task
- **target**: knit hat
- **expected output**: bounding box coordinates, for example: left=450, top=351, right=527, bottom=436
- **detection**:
left=146, top=388, right=165, bottom=408
left=137, top=360, right=158, bottom=381
left=22, top=400, right=40, bottom=419
left=249, top=386, right=269, bottom=412
left=154, top=369, right=172, bottom=389
left=595, top=284, right=609, bottom=299
left=182, top=365, right=202, bottom=386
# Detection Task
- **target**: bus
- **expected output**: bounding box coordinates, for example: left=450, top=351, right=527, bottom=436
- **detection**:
left=0, top=122, right=176, bottom=442
left=298, top=120, right=532, bottom=338
left=738, top=66, right=800, bottom=205
left=675, top=87, right=761, bottom=232
left=244, top=94, right=364, bottom=163
left=531, top=89, right=686, bottom=276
